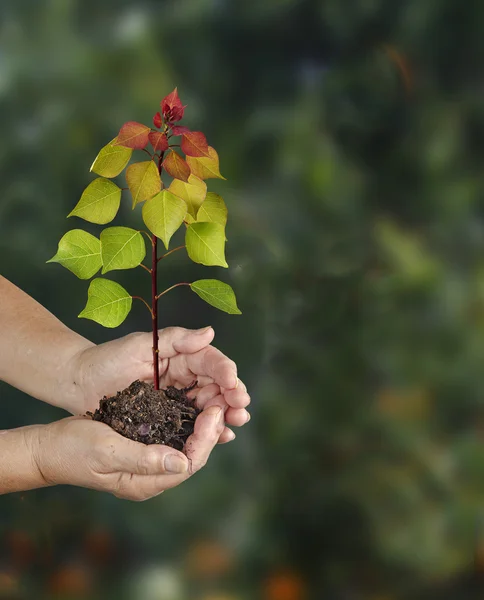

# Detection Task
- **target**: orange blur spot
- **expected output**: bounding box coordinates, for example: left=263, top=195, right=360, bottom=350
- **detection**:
left=47, top=564, right=92, bottom=596
left=5, top=530, right=36, bottom=567
left=186, top=539, right=235, bottom=579
left=83, top=528, right=115, bottom=565
left=264, top=570, right=306, bottom=600
left=0, top=571, right=18, bottom=593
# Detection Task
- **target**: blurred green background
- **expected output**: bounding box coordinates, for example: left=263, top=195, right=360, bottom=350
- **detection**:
left=1, top=0, right=484, bottom=598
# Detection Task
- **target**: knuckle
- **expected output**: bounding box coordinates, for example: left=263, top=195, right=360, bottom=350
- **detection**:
left=160, top=326, right=183, bottom=339
left=125, top=331, right=146, bottom=345
left=238, top=380, right=248, bottom=394
left=216, top=419, right=225, bottom=436
left=93, top=437, right=117, bottom=466
left=232, top=391, right=250, bottom=408
left=205, top=346, right=218, bottom=361
left=137, top=449, right=159, bottom=475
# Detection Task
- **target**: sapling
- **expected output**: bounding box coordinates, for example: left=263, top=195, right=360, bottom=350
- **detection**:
left=47, top=89, right=241, bottom=450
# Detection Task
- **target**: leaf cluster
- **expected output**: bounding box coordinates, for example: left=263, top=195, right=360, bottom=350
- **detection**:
left=48, top=89, right=240, bottom=327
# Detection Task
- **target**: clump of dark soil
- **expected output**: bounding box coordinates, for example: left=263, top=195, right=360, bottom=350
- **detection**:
left=88, top=380, right=200, bottom=451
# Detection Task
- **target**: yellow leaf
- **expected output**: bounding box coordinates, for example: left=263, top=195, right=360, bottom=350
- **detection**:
left=126, top=161, right=161, bottom=208
left=169, top=174, right=207, bottom=218
left=186, top=146, right=226, bottom=180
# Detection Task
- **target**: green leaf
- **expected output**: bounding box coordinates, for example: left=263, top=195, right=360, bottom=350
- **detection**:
left=190, top=279, right=241, bottom=315
left=126, top=161, right=161, bottom=208
left=169, top=175, right=207, bottom=218
left=100, top=227, right=146, bottom=274
left=186, top=146, right=226, bottom=180
left=47, top=229, right=102, bottom=280
left=196, top=192, right=228, bottom=227
left=68, top=178, right=122, bottom=224
left=142, top=190, right=187, bottom=250
left=78, top=278, right=132, bottom=328
left=90, top=137, right=133, bottom=178
left=185, top=222, right=228, bottom=268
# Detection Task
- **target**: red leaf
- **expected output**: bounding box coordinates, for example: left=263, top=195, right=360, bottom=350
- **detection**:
left=171, top=125, right=191, bottom=136
left=115, top=121, right=150, bottom=150
left=149, top=131, right=169, bottom=153
left=163, top=150, right=191, bottom=182
left=181, top=131, right=210, bottom=158
left=153, top=112, right=162, bottom=129
left=161, top=88, right=185, bottom=123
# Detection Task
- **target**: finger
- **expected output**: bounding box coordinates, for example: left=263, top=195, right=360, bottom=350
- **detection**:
left=112, top=471, right=187, bottom=501
left=218, top=427, right=236, bottom=444
left=188, top=383, right=220, bottom=408
left=222, top=379, right=251, bottom=409
left=103, top=435, right=189, bottom=476
left=157, top=326, right=214, bottom=358
left=191, top=396, right=240, bottom=439
left=185, top=406, right=225, bottom=473
left=225, top=407, right=251, bottom=427
left=202, top=393, right=227, bottom=412
left=186, top=346, right=238, bottom=390
left=192, top=379, right=248, bottom=403
left=190, top=375, right=215, bottom=388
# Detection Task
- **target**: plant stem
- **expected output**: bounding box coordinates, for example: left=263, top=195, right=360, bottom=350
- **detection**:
left=151, top=150, right=166, bottom=390
left=151, top=235, right=159, bottom=389
left=141, top=230, right=155, bottom=246
left=139, top=264, right=152, bottom=274
left=132, top=296, right=154, bottom=318
left=156, top=282, right=190, bottom=301
left=157, top=245, right=186, bottom=262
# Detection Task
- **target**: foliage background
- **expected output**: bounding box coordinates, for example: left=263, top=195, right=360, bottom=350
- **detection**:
left=1, top=0, right=484, bottom=598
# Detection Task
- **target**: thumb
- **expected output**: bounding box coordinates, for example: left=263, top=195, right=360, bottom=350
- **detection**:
left=158, top=325, right=214, bottom=357
left=109, top=436, right=189, bottom=476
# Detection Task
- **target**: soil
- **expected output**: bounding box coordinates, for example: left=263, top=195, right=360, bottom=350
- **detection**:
left=87, top=380, right=200, bottom=452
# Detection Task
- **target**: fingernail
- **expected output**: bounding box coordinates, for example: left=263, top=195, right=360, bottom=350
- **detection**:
left=246, top=412, right=251, bottom=423
left=227, top=430, right=236, bottom=441
left=196, top=326, right=212, bottom=334
left=235, top=377, right=239, bottom=389
left=164, top=454, right=188, bottom=474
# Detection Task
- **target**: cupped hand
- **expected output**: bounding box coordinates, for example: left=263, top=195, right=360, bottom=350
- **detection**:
left=72, top=327, right=251, bottom=443
left=35, top=405, right=225, bottom=501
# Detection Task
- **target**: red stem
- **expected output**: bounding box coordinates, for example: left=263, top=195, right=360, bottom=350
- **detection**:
left=132, top=296, right=154, bottom=318
left=151, top=150, right=165, bottom=390
left=157, top=245, right=186, bottom=262
left=151, top=234, right=159, bottom=389
left=155, top=282, right=190, bottom=301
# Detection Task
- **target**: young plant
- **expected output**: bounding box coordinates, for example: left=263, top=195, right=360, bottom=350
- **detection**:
left=48, top=89, right=241, bottom=392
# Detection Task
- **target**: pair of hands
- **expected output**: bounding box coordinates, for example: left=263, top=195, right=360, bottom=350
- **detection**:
left=35, top=326, right=250, bottom=501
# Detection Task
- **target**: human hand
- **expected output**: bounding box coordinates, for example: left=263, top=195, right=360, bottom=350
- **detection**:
left=34, top=405, right=225, bottom=500
left=70, top=327, right=251, bottom=443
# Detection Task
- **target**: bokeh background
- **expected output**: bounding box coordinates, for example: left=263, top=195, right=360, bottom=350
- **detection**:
left=1, top=0, right=484, bottom=598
